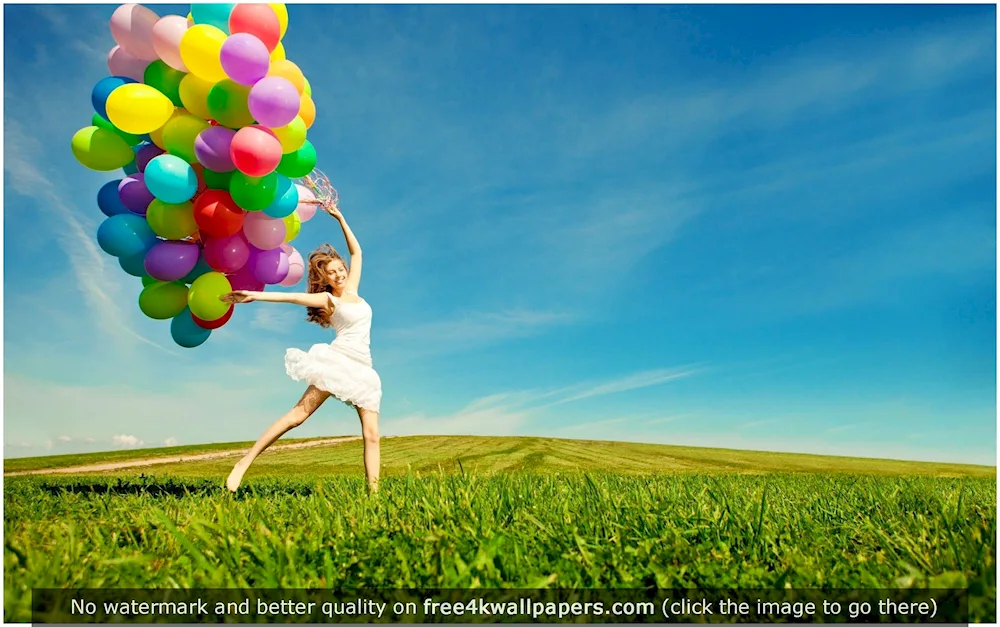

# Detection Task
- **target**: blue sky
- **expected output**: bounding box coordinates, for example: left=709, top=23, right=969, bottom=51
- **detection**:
left=3, top=3, right=996, bottom=465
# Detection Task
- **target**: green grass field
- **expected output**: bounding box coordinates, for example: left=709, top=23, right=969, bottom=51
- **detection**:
left=4, top=436, right=997, bottom=622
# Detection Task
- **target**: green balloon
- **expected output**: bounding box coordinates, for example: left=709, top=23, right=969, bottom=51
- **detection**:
left=138, top=281, right=190, bottom=320
left=207, top=80, right=254, bottom=129
left=276, top=140, right=317, bottom=178
left=147, top=199, right=198, bottom=240
left=203, top=168, right=234, bottom=190
left=143, top=60, right=186, bottom=108
left=229, top=171, right=278, bottom=211
left=141, top=275, right=157, bottom=287
left=91, top=113, right=142, bottom=146
left=71, top=126, right=135, bottom=171
left=188, top=271, right=233, bottom=321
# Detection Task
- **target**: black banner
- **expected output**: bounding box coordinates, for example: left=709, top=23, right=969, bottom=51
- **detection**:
left=32, top=588, right=970, bottom=623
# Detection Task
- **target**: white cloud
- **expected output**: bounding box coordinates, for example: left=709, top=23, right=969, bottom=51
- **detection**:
left=164, top=437, right=179, bottom=447
left=57, top=436, right=72, bottom=443
left=112, top=434, right=144, bottom=449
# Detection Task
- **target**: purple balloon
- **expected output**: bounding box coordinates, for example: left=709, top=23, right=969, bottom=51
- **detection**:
left=194, top=126, right=237, bottom=172
left=204, top=233, right=250, bottom=273
left=220, top=33, right=271, bottom=86
left=144, top=240, right=200, bottom=282
left=248, top=245, right=290, bottom=285
left=135, top=144, right=165, bottom=172
left=248, top=76, right=300, bottom=128
left=118, top=174, right=155, bottom=215
left=227, top=261, right=264, bottom=291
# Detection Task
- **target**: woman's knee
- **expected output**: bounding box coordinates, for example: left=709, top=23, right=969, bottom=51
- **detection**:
left=359, top=410, right=380, bottom=444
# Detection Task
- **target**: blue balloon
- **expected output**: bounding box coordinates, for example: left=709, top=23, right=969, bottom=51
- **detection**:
left=181, top=254, right=212, bottom=284
left=91, top=76, right=137, bottom=120
left=190, top=3, right=235, bottom=30
left=171, top=308, right=211, bottom=348
left=262, top=175, right=299, bottom=218
left=96, top=213, right=157, bottom=258
left=144, top=154, right=198, bottom=204
left=97, top=179, right=129, bottom=217
left=119, top=250, right=150, bottom=277
left=123, top=160, right=139, bottom=176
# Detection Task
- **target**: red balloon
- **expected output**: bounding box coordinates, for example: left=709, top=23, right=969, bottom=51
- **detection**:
left=192, top=305, right=234, bottom=330
left=193, top=190, right=246, bottom=238
left=230, top=126, right=282, bottom=177
left=229, top=4, right=281, bottom=52
left=191, top=163, right=208, bottom=195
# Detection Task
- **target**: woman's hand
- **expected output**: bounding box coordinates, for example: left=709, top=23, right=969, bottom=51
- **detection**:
left=324, top=202, right=343, bottom=220
left=220, top=290, right=256, bottom=304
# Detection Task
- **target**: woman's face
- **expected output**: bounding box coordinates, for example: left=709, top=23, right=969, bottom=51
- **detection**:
left=325, top=259, right=348, bottom=289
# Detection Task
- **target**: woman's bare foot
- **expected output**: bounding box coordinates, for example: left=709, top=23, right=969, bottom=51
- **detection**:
left=226, top=457, right=251, bottom=493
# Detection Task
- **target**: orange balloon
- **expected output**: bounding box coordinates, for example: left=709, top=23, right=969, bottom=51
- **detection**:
left=268, top=59, right=305, bottom=95
left=299, top=93, right=315, bottom=128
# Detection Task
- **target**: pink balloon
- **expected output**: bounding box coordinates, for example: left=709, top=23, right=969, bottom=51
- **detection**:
left=226, top=262, right=264, bottom=291
left=242, top=212, right=286, bottom=250
left=107, top=45, right=150, bottom=82
left=278, top=245, right=305, bottom=286
left=151, top=15, right=190, bottom=72
left=295, top=184, right=317, bottom=222
left=110, top=3, right=161, bottom=61
left=204, top=233, right=250, bottom=273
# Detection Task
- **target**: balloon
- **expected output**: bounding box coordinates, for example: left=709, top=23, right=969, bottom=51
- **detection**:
left=229, top=171, right=278, bottom=211
left=193, top=189, right=245, bottom=237
left=190, top=3, right=235, bottom=31
left=147, top=199, right=198, bottom=240
left=105, top=83, right=175, bottom=134
left=270, top=3, right=288, bottom=38
left=143, top=60, right=185, bottom=107
left=92, top=113, right=143, bottom=145
left=271, top=116, right=306, bottom=153
left=144, top=240, right=200, bottom=282
left=110, top=3, right=160, bottom=61
left=140, top=281, right=189, bottom=319
left=227, top=262, right=265, bottom=291
left=98, top=179, right=129, bottom=217
left=283, top=209, right=301, bottom=242
left=263, top=175, right=298, bottom=218
left=248, top=245, right=289, bottom=284
left=242, top=211, right=286, bottom=249
left=220, top=33, right=270, bottom=86
left=178, top=74, right=215, bottom=120
left=188, top=271, right=233, bottom=321
left=303, top=77, right=311, bottom=97
left=247, top=76, right=299, bottom=128
left=204, top=233, right=250, bottom=273
left=123, top=160, right=140, bottom=176
left=295, top=184, right=317, bottom=221
left=107, top=46, right=149, bottom=82
left=230, top=126, right=282, bottom=176
left=71, top=126, right=135, bottom=171
left=152, top=15, right=190, bottom=72
left=229, top=4, right=280, bottom=52
left=120, top=251, right=150, bottom=277
left=97, top=213, right=157, bottom=258
left=298, top=93, right=315, bottom=129
left=135, top=143, right=165, bottom=171
left=171, top=307, right=212, bottom=347
left=192, top=305, right=233, bottom=329
left=203, top=168, right=234, bottom=190
left=269, top=41, right=285, bottom=62
left=147, top=107, right=181, bottom=149
left=162, top=114, right=211, bottom=163
left=118, top=173, right=155, bottom=215
left=91, top=76, right=137, bottom=120
left=144, top=154, right=198, bottom=203
left=275, top=140, right=316, bottom=178
left=194, top=126, right=236, bottom=172
left=278, top=244, right=304, bottom=286
left=206, top=80, right=254, bottom=129
left=266, top=60, right=305, bottom=95
left=182, top=255, right=213, bottom=284
left=179, top=24, right=228, bottom=82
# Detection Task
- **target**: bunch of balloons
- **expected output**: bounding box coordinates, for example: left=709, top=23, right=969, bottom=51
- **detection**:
left=71, top=3, right=325, bottom=348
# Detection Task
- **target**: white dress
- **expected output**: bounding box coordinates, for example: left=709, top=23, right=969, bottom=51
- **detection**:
left=284, top=292, right=382, bottom=413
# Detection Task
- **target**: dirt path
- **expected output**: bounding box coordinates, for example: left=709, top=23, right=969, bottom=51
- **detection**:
left=3, top=436, right=362, bottom=477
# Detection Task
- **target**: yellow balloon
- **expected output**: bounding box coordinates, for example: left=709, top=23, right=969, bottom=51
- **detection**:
left=179, top=24, right=228, bottom=83
left=270, top=3, right=288, bottom=38
left=272, top=116, right=307, bottom=153
left=303, top=77, right=311, bottom=97
left=162, top=114, right=210, bottom=163
left=283, top=210, right=301, bottom=243
left=149, top=108, right=183, bottom=149
left=71, top=126, right=135, bottom=171
left=105, top=84, right=175, bottom=134
left=178, top=74, right=216, bottom=120
left=269, top=41, right=285, bottom=62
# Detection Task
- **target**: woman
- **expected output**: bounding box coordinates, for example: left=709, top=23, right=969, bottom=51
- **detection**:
left=220, top=205, right=382, bottom=494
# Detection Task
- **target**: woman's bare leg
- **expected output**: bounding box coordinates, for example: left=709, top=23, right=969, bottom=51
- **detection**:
left=226, top=385, right=330, bottom=492
left=356, top=407, right=380, bottom=493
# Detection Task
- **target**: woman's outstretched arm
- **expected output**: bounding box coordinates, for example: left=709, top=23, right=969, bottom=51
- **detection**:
left=222, top=290, right=330, bottom=308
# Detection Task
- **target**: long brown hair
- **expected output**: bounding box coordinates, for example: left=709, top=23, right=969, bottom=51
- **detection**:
left=305, top=244, right=346, bottom=328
